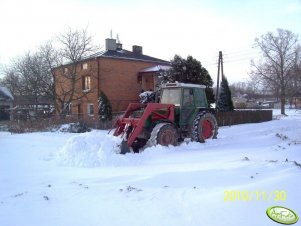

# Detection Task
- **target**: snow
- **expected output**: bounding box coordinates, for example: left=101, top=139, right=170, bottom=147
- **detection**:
left=57, top=131, right=126, bottom=167
left=139, top=91, right=155, bottom=104
left=140, top=65, right=171, bottom=73
left=0, top=86, right=14, bottom=100
left=0, top=109, right=301, bottom=226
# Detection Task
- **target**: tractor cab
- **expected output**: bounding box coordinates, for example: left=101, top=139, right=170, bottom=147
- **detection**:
left=160, top=82, right=209, bottom=126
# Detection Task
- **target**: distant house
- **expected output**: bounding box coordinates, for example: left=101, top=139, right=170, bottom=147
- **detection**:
left=54, top=38, right=170, bottom=120
left=0, top=86, right=14, bottom=120
left=12, top=95, right=54, bottom=121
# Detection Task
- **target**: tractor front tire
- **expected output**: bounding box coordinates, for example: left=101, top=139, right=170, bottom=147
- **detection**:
left=148, top=123, right=178, bottom=147
left=192, top=111, right=218, bottom=143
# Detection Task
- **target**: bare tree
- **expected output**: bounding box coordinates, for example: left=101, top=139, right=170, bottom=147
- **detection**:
left=1, top=27, right=99, bottom=118
left=39, top=41, right=62, bottom=112
left=230, top=81, right=263, bottom=99
left=286, top=51, right=301, bottom=107
left=1, top=67, right=22, bottom=96
left=250, top=28, right=301, bottom=114
left=55, top=27, right=99, bottom=116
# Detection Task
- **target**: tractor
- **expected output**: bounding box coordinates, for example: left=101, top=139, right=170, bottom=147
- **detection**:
left=113, top=82, right=218, bottom=154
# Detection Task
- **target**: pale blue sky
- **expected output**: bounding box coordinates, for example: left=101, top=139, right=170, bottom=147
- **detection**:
left=0, top=0, right=300, bottom=82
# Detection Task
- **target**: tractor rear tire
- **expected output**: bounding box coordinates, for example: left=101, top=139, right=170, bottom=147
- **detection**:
left=192, top=111, right=218, bottom=143
left=148, top=123, right=178, bottom=147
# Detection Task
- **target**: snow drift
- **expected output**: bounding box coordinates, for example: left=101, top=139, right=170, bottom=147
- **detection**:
left=56, top=131, right=127, bottom=167
left=56, top=130, right=182, bottom=167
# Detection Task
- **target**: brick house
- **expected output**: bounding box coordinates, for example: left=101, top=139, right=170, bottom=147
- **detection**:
left=54, top=38, right=170, bottom=121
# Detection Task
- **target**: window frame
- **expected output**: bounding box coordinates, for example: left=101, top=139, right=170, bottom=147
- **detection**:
left=87, top=103, right=94, bottom=116
left=82, top=75, right=91, bottom=91
left=81, top=63, right=88, bottom=70
left=63, top=67, right=68, bottom=74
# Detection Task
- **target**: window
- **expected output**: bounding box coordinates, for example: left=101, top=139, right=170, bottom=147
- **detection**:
left=194, top=88, right=207, bottom=107
left=160, top=88, right=181, bottom=106
left=82, top=76, right=91, bottom=91
left=81, top=63, right=88, bottom=70
left=87, top=104, right=94, bottom=115
left=63, top=67, right=68, bottom=74
left=182, top=88, right=194, bottom=107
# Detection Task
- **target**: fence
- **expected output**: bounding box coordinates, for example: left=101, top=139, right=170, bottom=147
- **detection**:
left=6, top=115, right=115, bottom=133
left=216, top=110, right=273, bottom=126
left=3, top=110, right=273, bottom=133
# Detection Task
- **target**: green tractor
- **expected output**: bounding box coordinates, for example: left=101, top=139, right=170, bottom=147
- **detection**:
left=113, top=82, right=218, bottom=153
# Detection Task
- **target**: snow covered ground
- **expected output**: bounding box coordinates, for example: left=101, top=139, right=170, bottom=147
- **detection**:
left=0, top=109, right=300, bottom=226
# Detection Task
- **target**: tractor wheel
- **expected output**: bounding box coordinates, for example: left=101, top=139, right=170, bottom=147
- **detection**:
left=148, top=123, right=178, bottom=147
left=192, top=111, right=218, bottom=143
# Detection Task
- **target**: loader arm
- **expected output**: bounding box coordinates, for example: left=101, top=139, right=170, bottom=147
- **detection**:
left=113, top=103, right=175, bottom=148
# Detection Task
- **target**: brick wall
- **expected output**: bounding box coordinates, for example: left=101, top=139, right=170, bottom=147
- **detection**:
left=55, top=57, right=161, bottom=120
left=98, top=58, right=158, bottom=112
left=55, top=59, right=99, bottom=122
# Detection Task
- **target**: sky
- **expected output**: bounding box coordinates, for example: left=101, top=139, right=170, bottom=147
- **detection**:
left=0, top=0, right=300, bottom=83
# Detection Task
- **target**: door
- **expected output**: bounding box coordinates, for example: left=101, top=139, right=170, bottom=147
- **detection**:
left=142, top=74, right=155, bottom=91
left=77, top=104, right=82, bottom=119
left=180, top=88, right=196, bottom=126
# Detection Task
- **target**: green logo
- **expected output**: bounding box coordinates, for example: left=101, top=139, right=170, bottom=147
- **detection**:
left=267, top=206, right=299, bottom=225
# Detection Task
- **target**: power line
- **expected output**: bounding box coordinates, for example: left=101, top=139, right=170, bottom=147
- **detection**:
left=224, top=50, right=261, bottom=58
left=202, top=51, right=262, bottom=65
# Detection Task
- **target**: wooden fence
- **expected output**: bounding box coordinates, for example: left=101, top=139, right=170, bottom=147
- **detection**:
left=216, top=110, right=273, bottom=126
left=4, top=109, right=273, bottom=133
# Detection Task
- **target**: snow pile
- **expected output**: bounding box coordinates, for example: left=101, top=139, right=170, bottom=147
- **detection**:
left=56, top=130, right=178, bottom=167
left=58, top=122, right=91, bottom=133
left=57, top=131, right=128, bottom=167
left=139, top=91, right=155, bottom=103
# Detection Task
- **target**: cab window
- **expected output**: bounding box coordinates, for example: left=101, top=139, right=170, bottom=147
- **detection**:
left=182, top=88, right=194, bottom=106
left=194, top=88, right=208, bottom=107
left=160, top=88, right=181, bottom=106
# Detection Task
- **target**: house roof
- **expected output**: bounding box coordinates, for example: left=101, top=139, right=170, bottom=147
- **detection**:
left=87, top=49, right=170, bottom=64
left=14, top=95, right=53, bottom=105
left=53, top=46, right=170, bottom=70
left=0, top=86, right=14, bottom=101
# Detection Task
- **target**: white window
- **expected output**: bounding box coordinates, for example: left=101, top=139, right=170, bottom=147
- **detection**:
left=82, top=63, right=88, bottom=70
left=87, top=104, right=94, bottom=115
left=64, top=67, right=68, bottom=74
left=82, top=76, right=91, bottom=91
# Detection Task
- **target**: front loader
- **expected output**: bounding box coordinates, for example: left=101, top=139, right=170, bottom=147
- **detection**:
left=113, top=82, right=218, bottom=154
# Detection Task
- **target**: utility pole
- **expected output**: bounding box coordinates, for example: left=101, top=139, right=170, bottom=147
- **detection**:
left=220, top=51, right=224, bottom=82
left=215, top=51, right=223, bottom=111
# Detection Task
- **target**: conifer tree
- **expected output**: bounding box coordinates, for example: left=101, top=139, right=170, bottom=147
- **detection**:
left=167, top=55, right=215, bottom=105
left=98, top=91, right=112, bottom=122
left=217, top=75, right=234, bottom=112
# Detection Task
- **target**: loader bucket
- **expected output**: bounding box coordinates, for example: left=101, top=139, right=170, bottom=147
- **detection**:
left=119, top=140, right=131, bottom=154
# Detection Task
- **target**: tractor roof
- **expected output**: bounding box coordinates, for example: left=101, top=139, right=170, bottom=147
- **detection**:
left=162, top=82, right=206, bottom=89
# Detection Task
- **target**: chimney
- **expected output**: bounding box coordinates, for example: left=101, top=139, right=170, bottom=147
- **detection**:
left=116, top=43, right=123, bottom=51
left=116, top=34, right=122, bottom=50
left=105, top=38, right=117, bottom=51
left=132, top=45, right=143, bottom=55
